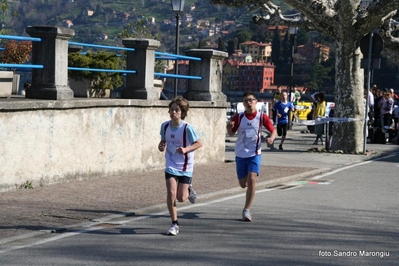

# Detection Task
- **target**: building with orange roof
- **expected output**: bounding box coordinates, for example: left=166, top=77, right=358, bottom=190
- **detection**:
left=296, top=42, right=330, bottom=63
left=267, top=25, right=289, bottom=40
left=240, top=41, right=272, bottom=62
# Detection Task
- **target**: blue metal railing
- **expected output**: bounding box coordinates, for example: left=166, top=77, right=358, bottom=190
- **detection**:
left=155, top=51, right=201, bottom=61
left=154, top=72, right=202, bottom=80
left=0, top=34, right=202, bottom=81
left=0, top=63, right=43, bottom=69
left=68, top=41, right=135, bottom=52
left=0, top=35, right=41, bottom=42
left=67, top=41, right=134, bottom=74
left=67, top=42, right=202, bottom=80
left=68, top=67, right=136, bottom=74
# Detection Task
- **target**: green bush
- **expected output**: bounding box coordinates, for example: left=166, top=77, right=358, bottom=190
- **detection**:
left=68, top=51, right=124, bottom=94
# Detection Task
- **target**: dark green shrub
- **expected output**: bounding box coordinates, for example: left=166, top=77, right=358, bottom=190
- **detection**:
left=68, top=51, right=124, bottom=95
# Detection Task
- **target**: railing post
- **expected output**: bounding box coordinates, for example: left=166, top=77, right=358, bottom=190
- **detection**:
left=25, top=26, right=75, bottom=100
left=121, top=38, right=160, bottom=100
left=184, top=49, right=227, bottom=102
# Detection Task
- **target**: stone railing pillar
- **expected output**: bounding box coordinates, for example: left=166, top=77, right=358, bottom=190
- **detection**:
left=121, top=38, right=160, bottom=100
left=184, top=49, right=228, bottom=102
left=25, top=26, right=75, bottom=100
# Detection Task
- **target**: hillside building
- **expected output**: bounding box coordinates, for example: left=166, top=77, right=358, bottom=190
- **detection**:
left=223, top=59, right=240, bottom=92
left=296, top=42, right=330, bottom=63
left=240, top=41, right=272, bottom=62
left=230, top=50, right=252, bottom=62
left=223, top=59, right=275, bottom=92
left=267, top=25, right=289, bottom=40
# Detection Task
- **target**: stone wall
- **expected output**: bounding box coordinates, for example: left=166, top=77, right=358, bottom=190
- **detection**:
left=0, top=99, right=228, bottom=192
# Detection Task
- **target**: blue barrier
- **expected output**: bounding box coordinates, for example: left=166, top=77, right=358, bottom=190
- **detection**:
left=67, top=44, right=202, bottom=80
left=68, top=41, right=135, bottom=52
left=0, top=35, right=41, bottom=42
left=155, top=72, right=202, bottom=80
left=1, top=32, right=204, bottom=96
left=67, top=42, right=132, bottom=74
left=68, top=67, right=135, bottom=74
left=0, top=63, right=43, bottom=69
left=155, top=51, right=201, bottom=61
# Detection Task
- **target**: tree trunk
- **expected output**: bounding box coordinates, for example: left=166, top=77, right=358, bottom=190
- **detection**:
left=330, top=39, right=365, bottom=153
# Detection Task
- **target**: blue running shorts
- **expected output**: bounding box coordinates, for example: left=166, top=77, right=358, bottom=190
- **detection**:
left=235, top=155, right=261, bottom=179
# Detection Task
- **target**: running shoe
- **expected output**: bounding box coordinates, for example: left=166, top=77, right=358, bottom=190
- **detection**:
left=167, top=224, right=179, bottom=236
left=279, top=144, right=283, bottom=150
left=242, top=209, right=252, bottom=222
left=188, top=184, right=197, bottom=204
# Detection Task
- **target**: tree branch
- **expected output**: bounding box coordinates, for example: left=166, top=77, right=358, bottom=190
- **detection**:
left=212, top=0, right=339, bottom=36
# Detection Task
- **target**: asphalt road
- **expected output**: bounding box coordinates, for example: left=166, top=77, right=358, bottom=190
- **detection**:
left=0, top=151, right=398, bottom=265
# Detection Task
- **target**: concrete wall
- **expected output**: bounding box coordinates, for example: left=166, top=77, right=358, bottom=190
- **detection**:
left=0, top=99, right=228, bottom=192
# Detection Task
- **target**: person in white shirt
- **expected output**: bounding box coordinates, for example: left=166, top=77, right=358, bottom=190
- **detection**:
left=226, top=91, right=276, bottom=222
left=158, top=97, right=203, bottom=236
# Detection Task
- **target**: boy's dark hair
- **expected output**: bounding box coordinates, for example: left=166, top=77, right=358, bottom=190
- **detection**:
left=242, top=91, right=256, bottom=99
left=169, top=96, right=189, bottom=119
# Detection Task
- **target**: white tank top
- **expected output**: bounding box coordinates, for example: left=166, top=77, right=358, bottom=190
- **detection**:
left=164, top=121, right=194, bottom=172
left=235, top=112, right=263, bottom=158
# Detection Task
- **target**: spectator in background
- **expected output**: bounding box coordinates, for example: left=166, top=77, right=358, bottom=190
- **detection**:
left=390, top=88, right=398, bottom=101
left=291, top=85, right=301, bottom=106
left=374, top=87, right=383, bottom=127
left=393, top=97, right=399, bottom=130
left=290, top=85, right=301, bottom=123
left=367, top=85, right=374, bottom=118
left=380, top=89, right=394, bottom=129
left=310, top=91, right=325, bottom=119
left=371, top=84, right=377, bottom=96
left=312, top=91, right=326, bottom=145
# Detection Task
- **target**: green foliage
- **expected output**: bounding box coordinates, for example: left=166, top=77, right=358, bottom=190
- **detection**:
left=304, top=60, right=333, bottom=91
left=24, top=181, right=33, bottom=189
left=117, top=19, right=165, bottom=75
left=68, top=51, right=123, bottom=92
left=117, top=19, right=160, bottom=40
left=1, top=0, right=8, bottom=13
left=296, top=28, right=310, bottom=46
left=235, top=29, right=253, bottom=44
